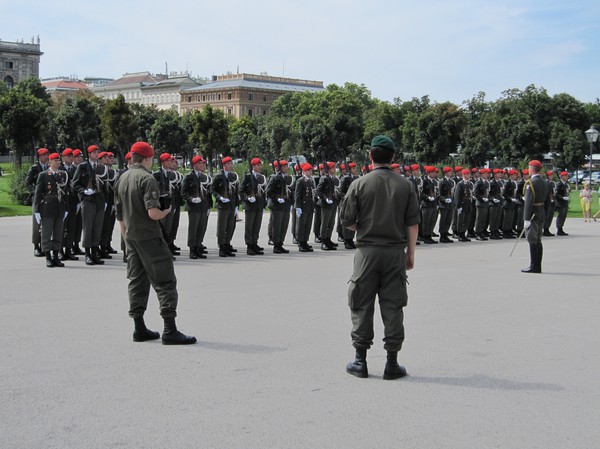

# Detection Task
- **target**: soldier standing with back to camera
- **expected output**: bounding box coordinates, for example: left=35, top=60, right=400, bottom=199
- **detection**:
left=72, top=145, right=106, bottom=265
left=340, top=135, right=420, bottom=380
left=241, top=158, right=266, bottom=256
left=266, top=160, right=292, bottom=254
left=115, top=142, right=196, bottom=345
left=521, top=160, right=547, bottom=274
left=181, top=155, right=212, bottom=259
left=554, top=171, right=570, bottom=235
left=33, top=152, right=68, bottom=268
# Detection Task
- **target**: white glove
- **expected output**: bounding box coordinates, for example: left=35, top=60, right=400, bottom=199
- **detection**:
left=428, top=196, right=435, bottom=201
left=247, top=196, right=256, bottom=203
left=234, top=207, right=238, bottom=216
left=219, top=197, right=230, bottom=204
left=296, top=208, right=302, bottom=217
left=511, top=198, right=518, bottom=203
left=34, top=212, right=41, bottom=224
left=457, top=208, right=462, bottom=215
left=277, top=198, right=285, bottom=204
left=444, top=198, right=452, bottom=204
left=325, top=198, right=333, bottom=205
left=64, top=211, right=68, bottom=219
left=493, top=198, right=500, bottom=204
left=112, top=205, right=116, bottom=212
left=83, top=188, right=94, bottom=196
left=191, top=197, right=202, bottom=204
left=104, top=203, right=107, bottom=211
left=76, top=203, right=81, bottom=214
left=563, top=196, right=569, bottom=201
left=482, top=197, right=489, bottom=202
left=524, top=220, right=531, bottom=229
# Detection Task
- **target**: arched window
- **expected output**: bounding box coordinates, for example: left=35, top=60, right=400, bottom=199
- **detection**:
left=3, top=76, right=14, bottom=88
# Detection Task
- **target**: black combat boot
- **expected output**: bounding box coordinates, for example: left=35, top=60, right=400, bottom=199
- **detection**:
left=346, top=348, right=368, bottom=378
left=34, top=244, right=44, bottom=257
left=132, top=316, right=160, bottom=342
left=521, top=244, right=540, bottom=273
left=92, top=247, right=105, bottom=265
left=219, top=245, right=228, bottom=257
left=195, top=247, right=207, bottom=259
left=45, top=252, right=56, bottom=268
left=344, top=239, right=356, bottom=249
left=64, top=248, right=79, bottom=260
left=252, top=243, right=264, bottom=254
left=556, top=228, right=568, bottom=236
left=227, top=244, right=237, bottom=253
left=73, top=244, right=85, bottom=255
left=107, top=246, right=118, bottom=254
left=299, top=242, right=313, bottom=252
left=84, top=247, right=95, bottom=265
left=100, top=246, right=113, bottom=259
left=383, top=351, right=408, bottom=380
left=247, top=245, right=258, bottom=256
left=439, top=233, right=453, bottom=243
left=273, top=244, right=284, bottom=254
left=458, top=232, right=471, bottom=242
left=537, top=243, right=543, bottom=273
left=189, top=247, right=199, bottom=259
left=52, top=250, right=65, bottom=267
left=161, top=317, right=197, bottom=345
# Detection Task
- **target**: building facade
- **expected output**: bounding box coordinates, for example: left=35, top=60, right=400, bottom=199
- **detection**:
left=41, top=77, right=90, bottom=100
left=140, top=75, right=202, bottom=112
left=0, top=37, right=43, bottom=88
left=180, top=73, right=324, bottom=118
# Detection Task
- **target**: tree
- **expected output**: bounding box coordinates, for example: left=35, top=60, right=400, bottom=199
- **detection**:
left=148, top=109, right=187, bottom=159
left=101, top=94, right=136, bottom=165
left=0, top=78, right=51, bottom=166
left=131, top=103, right=161, bottom=143
left=187, top=104, right=229, bottom=173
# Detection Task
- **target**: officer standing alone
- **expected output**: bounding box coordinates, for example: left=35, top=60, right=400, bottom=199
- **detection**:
left=521, top=160, right=548, bottom=274
left=340, top=136, right=420, bottom=380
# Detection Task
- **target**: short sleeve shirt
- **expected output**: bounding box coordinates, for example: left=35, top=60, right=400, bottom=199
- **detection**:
left=340, top=167, right=420, bottom=246
left=115, top=164, right=162, bottom=241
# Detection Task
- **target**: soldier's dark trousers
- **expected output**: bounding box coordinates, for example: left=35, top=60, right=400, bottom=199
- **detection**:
left=291, top=206, right=297, bottom=238
left=217, top=207, right=236, bottom=245
left=489, top=205, right=502, bottom=233
left=544, top=204, right=555, bottom=230
left=187, top=210, right=209, bottom=248
left=555, top=206, right=568, bottom=230
left=41, top=216, right=64, bottom=253
left=81, top=197, right=105, bottom=248
left=468, top=199, right=477, bottom=232
left=438, top=207, right=453, bottom=235
left=63, top=206, right=78, bottom=251
left=101, top=206, right=116, bottom=248
left=451, top=207, right=458, bottom=234
left=271, top=208, right=290, bottom=244
left=244, top=208, right=263, bottom=245
left=296, top=209, right=313, bottom=243
left=456, top=205, right=471, bottom=233
left=74, top=207, right=83, bottom=247
left=160, top=210, right=175, bottom=245
left=336, top=207, right=343, bottom=237
left=348, top=246, right=407, bottom=352
left=502, top=208, right=515, bottom=232
left=422, top=207, right=437, bottom=237
left=126, top=237, right=178, bottom=319
left=516, top=204, right=525, bottom=234
left=320, top=206, right=336, bottom=240
left=475, top=206, right=489, bottom=234
left=313, top=205, right=322, bottom=238
left=525, top=218, right=544, bottom=270
left=169, top=206, right=181, bottom=244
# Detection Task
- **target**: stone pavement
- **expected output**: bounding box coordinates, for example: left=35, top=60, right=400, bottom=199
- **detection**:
left=1, top=213, right=599, bottom=449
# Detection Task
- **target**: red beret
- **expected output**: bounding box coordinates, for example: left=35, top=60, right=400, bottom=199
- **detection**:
left=159, top=153, right=172, bottom=162
left=493, top=168, right=501, bottom=174
left=87, top=145, right=100, bottom=153
left=427, top=166, right=438, bottom=173
left=349, top=162, right=356, bottom=168
left=443, top=166, right=453, bottom=173
left=522, top=169, right=529, bottom=175
left=560, top=171, right=568, bottom=176
left=130, top=142, right=154, bottom=158
left=368, top=164, right=374, bottom=171
left=251, top=158, right=262, bottom=166
left=73, top=149, right=83, bottom=157
left=221, top=156, right=232, bottom=164
left=411, top=164, right=420, bottom=171
left=37, top=148, right=49, bottom=156
left=404, top=165, right=410, bottom=171
left=361, top=165, right=367, bottom=171
left=48, top=153, right=60, bottom=160
left=125, top=152, right=132, bottom=161
left=62, top=148, right=73, bottom=156
left=528, top=160, right=543, bottom=168
left=279, top=160, right=288, bottom=166
left=508, top=169, right=518, bottom=175
left=327, top=161, right=335, bottom=169
left=454, top=166, right=463, bottom=171
left=98, top=152, right=108, bottom=159
left=340, top=164, right=346, bottom=170
left=107, top=152, right=114, bottom=157
left=461, top=168, right=471, bottom=175
left=391, top=163, right=400, bottom=169
left=318, top=163, right=324, bottom=169
left=471, top=167, right=478, bottom=173
left=301, top=163, right=312, bottom=171
left=546, top=171, right=553, bottom=176
left=192, top=155, right=205, bottom=164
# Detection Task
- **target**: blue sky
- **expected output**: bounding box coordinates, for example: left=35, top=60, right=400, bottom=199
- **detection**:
left=2, top=0, right=599, bottom=104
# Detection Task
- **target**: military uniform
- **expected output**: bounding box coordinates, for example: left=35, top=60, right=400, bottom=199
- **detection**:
left=543, top=175, right=556, bottom=236
left=211, top=163, right=240, bottom=256
left=501, top=173, right=518, bottom=238
left=266, top=164, right=293, bottom=253
left=338, top=166, right=359, bottom=248
left=181, top=164, right=212, bottom=258
left=241, top=164, right=267, bottom=255
left=60, top=158, right=80, bottom=259
left=437, top=170, right=455, bottom=243
left=315, top=165, right=339, bottom=250
left=152, top=164, right=176, bottom=253
left=488, top=174, right=504, bottom=239
left=554, top=174, right=570, bottom=235
left=473, top=172, right=490, bottom=240
left=453, top=173, right=473, bottom=241
left=522, top=162, right=548, bottom=273
left=294, top=167, right=315, bottom=251
left=420, top=171, right=438, bottom=244
left=340, top=137, right=420, bottom=380
left=33, top=164, right=68, bottom=267
left=26, top=159, right=47, bottom=255
left=72, top=149, right=106, bottom=264
left=99, top=159, right=118, bottom=257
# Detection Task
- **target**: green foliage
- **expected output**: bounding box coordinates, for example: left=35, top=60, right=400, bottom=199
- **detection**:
left=7, top=166, right=30, bottom=205
left=187, top=105, right=229, bottom=173
left=101, top=94, right=137, bottom=159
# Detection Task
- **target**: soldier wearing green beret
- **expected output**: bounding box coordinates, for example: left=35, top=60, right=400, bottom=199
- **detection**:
left=340, top=135, right=420, bottom=380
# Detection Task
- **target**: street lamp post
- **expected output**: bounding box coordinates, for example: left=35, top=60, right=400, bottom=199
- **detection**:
left=584, top=126, right=599, bottom=184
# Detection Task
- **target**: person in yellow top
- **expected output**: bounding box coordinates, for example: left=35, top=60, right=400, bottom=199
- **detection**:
left=580, top=181, right=593, bottom=222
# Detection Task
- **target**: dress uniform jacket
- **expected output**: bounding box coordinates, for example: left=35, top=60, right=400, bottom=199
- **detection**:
left=33, top=168, right=68, bottom=252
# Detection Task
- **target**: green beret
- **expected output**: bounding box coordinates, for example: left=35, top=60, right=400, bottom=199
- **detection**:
left=370, top=135, right=395, bottom=152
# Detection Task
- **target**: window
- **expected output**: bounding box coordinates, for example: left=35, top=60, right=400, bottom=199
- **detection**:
left=248, top=109, right=253, bottom=117
left=227, top=92, right=232, bottom=100
left=4, top=61, right=14, bottom=69
left=3, top=75, right=14, bottom=88
left=202, top=95, right=206, bottom=102
left=188, top=96, right=192, bottom=103
left=228, top=108, right=233, bottom=115
left=263, top=95, right=267, bottom=102
left=262, top=110, right=267, bottom=116
left=218, top=93, right=221, bottom=101
left=248, top=93, right=254, bottom=101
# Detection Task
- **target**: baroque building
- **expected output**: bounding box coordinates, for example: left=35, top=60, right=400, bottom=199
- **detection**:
left=0, top=37, right=43, bottom=88
left=180, top=73, right=324, bottom=118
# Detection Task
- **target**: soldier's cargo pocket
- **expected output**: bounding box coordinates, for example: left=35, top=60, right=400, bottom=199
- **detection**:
left=149, top=239, right=176, bottom=284
left=347, top=275, right=361, bottom=309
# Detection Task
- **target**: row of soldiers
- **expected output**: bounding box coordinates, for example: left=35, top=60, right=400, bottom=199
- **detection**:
left=27, top=145, right=571, bottom=267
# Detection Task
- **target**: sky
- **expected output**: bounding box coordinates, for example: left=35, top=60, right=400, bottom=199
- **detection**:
left=2, top=0, right=599, bottom=105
